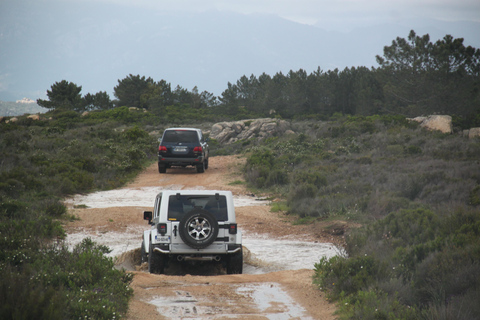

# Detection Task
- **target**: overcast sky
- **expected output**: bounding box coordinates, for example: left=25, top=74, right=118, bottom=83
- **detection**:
left=89, top=0, right=480, bottom=30
left=4, top=0, right=479, bottom=28
left=1, top=0, right=479, bottom=101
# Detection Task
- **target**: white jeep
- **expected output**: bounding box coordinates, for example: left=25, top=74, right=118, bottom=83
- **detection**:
left=141, top=190, right=243, bottom=274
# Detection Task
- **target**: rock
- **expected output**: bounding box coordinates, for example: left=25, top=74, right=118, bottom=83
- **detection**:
left=285, top=130, right=296, bottom=135
left=468, top=127, right=480, bottom=138
left=210, top=118, right=293, bottom=144
left=408, top=115, right=452, bottom=134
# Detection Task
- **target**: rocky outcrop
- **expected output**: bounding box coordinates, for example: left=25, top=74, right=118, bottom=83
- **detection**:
left=463, top=128, right=480, bottom=139
left=210, top=118, right=294, bottom=144
left=27, top=114, right=40, bottom=120
left=408, top=115, right=452, bottom=134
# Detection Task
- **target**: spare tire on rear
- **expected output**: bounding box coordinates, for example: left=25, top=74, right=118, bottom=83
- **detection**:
left=179, top=209, right=219, bottom=249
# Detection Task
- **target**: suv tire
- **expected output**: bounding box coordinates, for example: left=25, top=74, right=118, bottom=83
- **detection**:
left=148, top=242, right=166, bottom=274
left=179, top=209, right=219, bottom=249
left=196, top=161, right=205, bottom=173
left=158, top=163, right=167, bottom=174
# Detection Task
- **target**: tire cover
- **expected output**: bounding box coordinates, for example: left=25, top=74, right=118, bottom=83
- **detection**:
left=179, top=208, right=219, bottom=249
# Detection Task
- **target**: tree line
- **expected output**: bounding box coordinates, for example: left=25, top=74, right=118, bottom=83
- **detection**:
left=221, top=30, right=480, bottom=120
left=38, top=30, right=480, bottom=123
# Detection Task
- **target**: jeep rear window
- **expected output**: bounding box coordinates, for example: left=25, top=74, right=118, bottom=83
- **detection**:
left=162, top=130, right=199, bottom=143
left=168, top=195, right=228, bottom=221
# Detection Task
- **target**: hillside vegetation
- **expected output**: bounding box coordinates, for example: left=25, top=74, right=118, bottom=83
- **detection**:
left=0, top=110, right=157, bottom=319
left=240, top=115, right=480, bottom=319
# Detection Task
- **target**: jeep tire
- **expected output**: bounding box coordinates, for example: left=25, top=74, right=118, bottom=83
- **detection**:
left=226, top=247, right=243, bottom=274
left=141, top=240, right=147, bottom=263
left=179, top=209, right=219, bottom=249
left=148, top=242, right=166, bottom=274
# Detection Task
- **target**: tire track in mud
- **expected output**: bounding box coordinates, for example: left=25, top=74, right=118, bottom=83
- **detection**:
left=64, top=156, right=338, bottom=319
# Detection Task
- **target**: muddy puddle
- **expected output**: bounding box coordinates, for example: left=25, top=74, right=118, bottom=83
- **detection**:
left=148, top=282, right=315, bottom=320
left=65, top=187, right=340, bottom=274
left=66, top=229, right=339, bottom=274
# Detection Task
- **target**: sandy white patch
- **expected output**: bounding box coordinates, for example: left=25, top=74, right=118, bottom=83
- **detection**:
left=65, top=187, right=269, bottom=209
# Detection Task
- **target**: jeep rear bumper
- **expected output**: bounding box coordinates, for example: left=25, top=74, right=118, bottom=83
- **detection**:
left=152, top=243, right=241, bottom=254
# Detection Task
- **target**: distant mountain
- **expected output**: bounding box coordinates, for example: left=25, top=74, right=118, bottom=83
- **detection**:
left=0, top=99, right=47, bottom=117
left=1, top=2, right=479, bottom=101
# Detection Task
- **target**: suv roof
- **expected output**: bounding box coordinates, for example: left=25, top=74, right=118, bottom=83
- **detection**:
left=162, top=127, right=203, bottom=140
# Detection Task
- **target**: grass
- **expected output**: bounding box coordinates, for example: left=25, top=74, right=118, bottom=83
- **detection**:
left=270, top=201, right=289, bottom=213
left=228, top=180, right=245, bottom=185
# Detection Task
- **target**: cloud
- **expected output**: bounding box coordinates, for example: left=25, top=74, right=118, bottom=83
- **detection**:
left=97, top=0, right=480, bottom=29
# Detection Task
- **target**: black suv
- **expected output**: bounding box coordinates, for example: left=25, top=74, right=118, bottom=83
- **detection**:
left=157, top=128, right=209, bottom=173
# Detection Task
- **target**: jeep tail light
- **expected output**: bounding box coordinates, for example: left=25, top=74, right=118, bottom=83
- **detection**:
left=158, top=145, right=167, bottom=153
left=157, top=223, right=167, bottom=236
left=228, top=223, right=237, bottom=235
left=193, top=146, right=203, bottom=153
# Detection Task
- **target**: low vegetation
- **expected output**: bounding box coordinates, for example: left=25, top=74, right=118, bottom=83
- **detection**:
left=0, top=110, right=157, bottom=319
left=241, top=115, right=480, bottom=319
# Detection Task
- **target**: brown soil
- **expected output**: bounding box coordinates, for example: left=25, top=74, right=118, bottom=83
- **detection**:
left=65, top=155, right=341, bottom=319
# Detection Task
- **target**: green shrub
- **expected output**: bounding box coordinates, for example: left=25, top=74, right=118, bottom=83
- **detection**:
left=0, top=238, right=133, bottom=320
left=270, top=201, right=288, bottom=212
left=246, top=148, right=275, bottom=168
left=0, top=266, right=67, bottom=320
left=338, top=290, right=418, bottom=320
left=290, top=183, right=317, bottom=200
left=293, top=171, right=327, bottom=187
left=265, top=169, right=288, bottom=187
left=470, top=185, right=480, bottom=206
left=123, top=125, right=149, bottom=141
left=314, top=255, right=385, bottom=298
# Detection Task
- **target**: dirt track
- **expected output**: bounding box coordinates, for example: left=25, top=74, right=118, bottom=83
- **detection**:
left=64, top=155, right=338, bottom=319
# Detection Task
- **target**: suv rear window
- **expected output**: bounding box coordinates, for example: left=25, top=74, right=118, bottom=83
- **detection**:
left=162, top=130, right=199, bottom=143
left=168, top=195, right=228, bottom=221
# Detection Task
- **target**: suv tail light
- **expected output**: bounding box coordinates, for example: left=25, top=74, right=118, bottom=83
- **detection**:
left=193, top=146, right=203, bottom=153
left=157, top=223, right=167, bottom=235
left=158, top=145, right=167, bottom=153
left=228, top=223, right=237, bottom=235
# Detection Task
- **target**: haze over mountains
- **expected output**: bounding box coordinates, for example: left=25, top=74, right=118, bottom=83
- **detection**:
left=1, top=1, right=479, bottom=102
